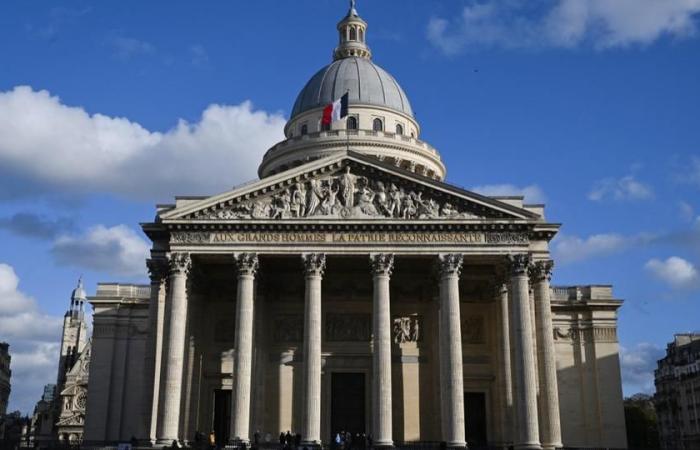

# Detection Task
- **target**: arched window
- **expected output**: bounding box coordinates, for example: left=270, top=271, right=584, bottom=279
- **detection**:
left=373, top=118, right=383, bottom=132
left=301, top=124, right=308, bottom=135
left=347, top=116, right=358, bottom=130
left=350, top=27, right=357, bottom=41
left=396, top=124, right=404, bottom=135
left=359, top=28, right=364, bottom=42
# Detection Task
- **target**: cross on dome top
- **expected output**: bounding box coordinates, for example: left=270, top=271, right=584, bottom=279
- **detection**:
left=333, top=0, right=371, bottom=60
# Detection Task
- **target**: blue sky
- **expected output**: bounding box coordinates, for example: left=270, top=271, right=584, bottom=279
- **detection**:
left=1, top=0, right=699, bottom=414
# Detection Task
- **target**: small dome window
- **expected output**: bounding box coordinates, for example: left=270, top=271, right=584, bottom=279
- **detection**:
left=301, top=124, right=308, bottom=135
left=350, top=27, right=357, bottom=41
left=396, top=124, right=404, bottom=135
left=373, top=118, right=383, bottom=132
left=347, top=116, right=358, bottom=130
left=359, top=28, right=364, bottom=42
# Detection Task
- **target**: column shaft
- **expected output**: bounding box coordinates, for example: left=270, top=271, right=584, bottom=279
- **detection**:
left=156, top=253, right=191, bottom=444
left=301, top=254, right=325, bottom=446
left=145, top=259, right=167, bottom=443
left=531, top=261, right=562, bottom=450
left=497, top=282, right=514, bottom=447
left=371, top=254, right=394, bottom=447
left=509, top=254, right=541, bottom=450
left=230, top=254, right=259, bottom=444
left=438, top=254, right=466, bottom=449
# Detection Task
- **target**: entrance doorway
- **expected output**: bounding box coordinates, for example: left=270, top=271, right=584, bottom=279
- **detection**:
left=213, top=389, right=231, bottom=445
left=464, top=392, right=487, bottom=447
left=330, top=373, right=366, bottom=441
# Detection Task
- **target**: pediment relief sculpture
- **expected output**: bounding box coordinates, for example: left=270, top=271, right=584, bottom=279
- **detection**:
left=194, top=165, right=488, bottom=221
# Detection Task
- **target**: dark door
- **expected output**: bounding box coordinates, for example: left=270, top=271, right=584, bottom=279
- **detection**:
left=464, top=392, right=487, bottom=447
left=331, top=373, right=366, bottom=440
left=213, top=389, right=231, bottom=445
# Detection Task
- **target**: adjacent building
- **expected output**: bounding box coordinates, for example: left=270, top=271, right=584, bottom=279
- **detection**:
left=0, top=342, right=10, bottom=418
left=655, top=333, right=700, bottom=450
left=82, top=4, right=627, bottom=449
left=22, top=279, right=91, bottom=447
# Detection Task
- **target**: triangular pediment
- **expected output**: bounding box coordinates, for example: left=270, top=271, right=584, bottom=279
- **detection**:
left=160, top=152, right=541, bottom=222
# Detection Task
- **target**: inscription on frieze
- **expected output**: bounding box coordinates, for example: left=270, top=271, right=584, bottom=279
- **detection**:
left=326, top=313, right=371, bottom=342
left=171, top=231, right=529, bottom=246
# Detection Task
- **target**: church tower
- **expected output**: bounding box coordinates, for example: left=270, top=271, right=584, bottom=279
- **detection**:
left=57, top=278, right=88, bottom=389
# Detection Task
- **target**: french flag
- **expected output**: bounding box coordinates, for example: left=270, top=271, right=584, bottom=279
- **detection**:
left=322, top=93, right=349, bottom=126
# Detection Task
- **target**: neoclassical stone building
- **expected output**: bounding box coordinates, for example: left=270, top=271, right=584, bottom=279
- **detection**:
left=83, top=4, right=627, bottom=449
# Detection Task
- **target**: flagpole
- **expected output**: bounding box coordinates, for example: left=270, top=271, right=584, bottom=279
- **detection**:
left=346, top=89, right=350, bottom=153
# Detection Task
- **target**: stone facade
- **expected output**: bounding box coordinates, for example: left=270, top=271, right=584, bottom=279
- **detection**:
left=0, top=342, right=10, bottom=418
left=654, top=334, right=700, bottom=450
left=81, top=3, right=627, bottom=449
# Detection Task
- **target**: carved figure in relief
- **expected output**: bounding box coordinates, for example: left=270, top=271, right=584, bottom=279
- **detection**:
left=358, top=184, right=378, bottom=215
left=374, top=181, right=390, bottom=215
left=291, top=183, right=306, bottom=217
left=306, top=179, right=324, bottom=216
left=393, top=316, right=421, bottom=343
left=271, top=189, right=292, bottom=219
left=401, top=191, right=417, bottom=219
left=340, top=165, right=358, bottom=208
left=388, top=183, right=402, bottom=217
left=320, top=180, right=340, bottom=215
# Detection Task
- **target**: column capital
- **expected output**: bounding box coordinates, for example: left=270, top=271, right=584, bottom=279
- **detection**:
left=147, top=258, right=168, bottom=283
left=507, top=253, right=530, bottom=276
left=234, top=253, right=259, bottom=277
left=168, top=253, right=191, bottom=276
left=437, top=253, right=463, bottom=277
left=302, top=253, right=326, bottom=277
left=529, top=259, right=554, bottom=283
left=370, top=253, right=394, bottom=277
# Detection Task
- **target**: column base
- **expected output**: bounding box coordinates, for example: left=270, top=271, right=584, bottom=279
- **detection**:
left=372, top=441, right=394, bottom=449
left=442, top=441, right=467, bottom=450
left=514, top=445, right=542, bottom=450
left=299, top=441, right=322, bottom=450
left=155, top=438, right=181, bottom=447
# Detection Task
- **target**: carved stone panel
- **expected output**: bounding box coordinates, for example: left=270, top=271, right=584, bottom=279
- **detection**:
left=196, top=165, right=489, bottom=221
left=393, top=315, right=421, bottom=344
left=461, top=315, right=485, bottom=344
left=326, top=313, right=371, bottom=342
left=273, top=315, right=304, bottom=343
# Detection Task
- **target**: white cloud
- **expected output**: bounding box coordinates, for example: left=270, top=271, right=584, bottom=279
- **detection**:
left=0, top=86, right=286, bottom=202
left=427, top=0, right=700, bottom=53
left=552, top=232, right=655, bottom=264
left=0, top=263, right=63, bottom=414
left=51, top=224, right=150, bottom=278
left=470, top=183, right=546, bottom=204
left=675, top=156, right=700, bottom=187
left=588, top=175, right=654, bottom=201
left=109, top=36, right=155, bottom=60
left=620, top=342, right=665, bottom=395
left=679, top=201, right=695, bottom=221
left=645, top=256, right=699, bottom=289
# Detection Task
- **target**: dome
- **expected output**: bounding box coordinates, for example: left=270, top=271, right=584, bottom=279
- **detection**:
left=71, top=277, right=87, bottom=302
left=290, top=57, right=414, bottom=120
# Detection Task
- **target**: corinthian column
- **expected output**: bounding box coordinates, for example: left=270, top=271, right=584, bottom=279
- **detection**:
left=496, top=280, right=514, bottom=447
left=301, top=253, right=326, bottom=447
left=230, top=253, right=259, bottom=444
left=370, top=254, right=394, bottom=447
left=530, top=261, right=562, bottom=450
left=508, top=254, right=541, bottom=450
left=437, top=254, right=466, bottom=449
left=156, top=253, right=191, bottom=445
left=145, top=259, right=167, bottom=443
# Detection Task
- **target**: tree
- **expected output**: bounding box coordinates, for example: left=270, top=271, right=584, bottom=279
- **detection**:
left=625, top=393, right=660, bottom=449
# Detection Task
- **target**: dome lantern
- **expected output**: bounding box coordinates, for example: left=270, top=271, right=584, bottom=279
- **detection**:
left=333, top=0, right=371, bottom=60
